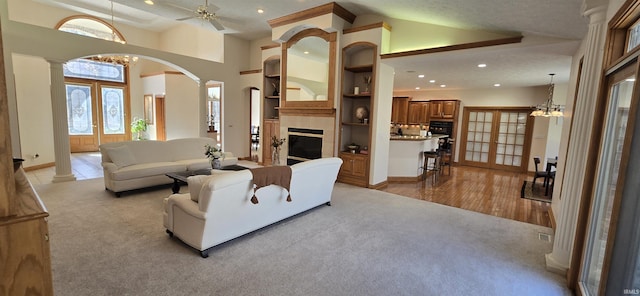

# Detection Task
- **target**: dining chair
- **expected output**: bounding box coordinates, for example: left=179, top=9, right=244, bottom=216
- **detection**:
left=532, top=157, right=552, bottom=189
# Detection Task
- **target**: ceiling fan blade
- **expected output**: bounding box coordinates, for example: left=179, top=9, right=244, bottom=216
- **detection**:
left=204, top=0, right=220, bottom=11
left=176, top=15, right=196, bottom=21
left=209, top=18, right=225, bottom=31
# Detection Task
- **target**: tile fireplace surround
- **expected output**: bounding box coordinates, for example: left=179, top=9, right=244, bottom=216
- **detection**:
left=279, top=114, right=336, bottom=161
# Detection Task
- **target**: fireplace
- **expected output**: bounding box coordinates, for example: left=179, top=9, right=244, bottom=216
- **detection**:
left=287, top=128, right=323, bottom=165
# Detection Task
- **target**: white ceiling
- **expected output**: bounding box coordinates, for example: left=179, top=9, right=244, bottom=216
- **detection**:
left=36, top=0, right=589, bottom=91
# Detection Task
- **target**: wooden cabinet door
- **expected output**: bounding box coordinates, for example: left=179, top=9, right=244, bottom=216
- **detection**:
left=441, top=101, right=457, bottom=119
left=262, top=120, right=279, bottom=165
left=408, top=102, right=429, bottom=124
left=351, top=155, right=368, bottom=177
left=429, top=101, right=443, bottom=118
left=392, top=97, right=409, bottom=124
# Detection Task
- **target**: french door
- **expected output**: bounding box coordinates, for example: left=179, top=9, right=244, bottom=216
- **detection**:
left=460, top=108, right=534, bottom=172
left=66, top=79, right=130, bottom=152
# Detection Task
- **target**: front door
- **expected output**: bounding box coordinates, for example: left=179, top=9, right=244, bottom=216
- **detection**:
left=459, top=108, right=534, bottom=172
left=66, top=83, right=99, bottom=152
left=66, top=80, right=130, bottom=152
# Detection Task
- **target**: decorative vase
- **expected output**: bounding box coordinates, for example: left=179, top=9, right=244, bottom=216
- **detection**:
left=211, top=158, right=222, bottom=169
left=272, top=147, right=280, bottom=165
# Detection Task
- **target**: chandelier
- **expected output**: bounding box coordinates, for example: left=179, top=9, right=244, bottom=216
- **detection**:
left=530, top=74, right=564, bottom=117
left=93, top=1, right=138, bottom=66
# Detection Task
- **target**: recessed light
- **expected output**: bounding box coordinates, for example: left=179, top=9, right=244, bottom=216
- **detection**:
left=494, top=83, right=501, bottom=87
left=257, top=9, right=264, bottom=14
left=304, top=51, right=309, bottom=54
left=478, top=63, right=487, bottom=68
left=429, top=80, right=436, bottom=83
left=144, top=0, right=154, bottom=4
left=418, top=74, right=425, bottom=78
left=415, top=87, right=421, bottom=90
left=440, top=84, right=446, bottom=88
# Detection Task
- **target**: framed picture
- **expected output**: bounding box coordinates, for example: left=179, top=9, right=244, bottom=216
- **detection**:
left=144, top=94, right=154, bottom=124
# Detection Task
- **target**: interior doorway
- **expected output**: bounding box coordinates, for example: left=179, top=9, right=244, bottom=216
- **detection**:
left=155, top=95, right=166, bottom=141
left=459, top=107, right=534, bottom=172
left=250, top=87, right=260, bottom=161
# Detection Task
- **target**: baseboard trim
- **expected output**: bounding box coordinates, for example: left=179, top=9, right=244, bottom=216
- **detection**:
left=369, top=180, right=388, bottom=189
left=387, top=176, right=421, bottom=182
left=545, top=253, right=569, bottom=276
left=23, top=162, right=55, bottom=172
left=548, top=206, right=557, bottom=231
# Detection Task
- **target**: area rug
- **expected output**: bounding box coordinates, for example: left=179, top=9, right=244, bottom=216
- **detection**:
left=521, top=181, right=552, bottom=203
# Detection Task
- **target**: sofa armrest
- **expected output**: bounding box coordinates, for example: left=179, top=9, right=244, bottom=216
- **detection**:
left=102, top=162, right=118, bottom=173
left=168, top=194, right=206, bottom=220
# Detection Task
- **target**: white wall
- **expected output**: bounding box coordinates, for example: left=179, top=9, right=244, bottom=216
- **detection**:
left=353, top=15, right=516, bottom=53
left=164, top=74, right=199, bottom=140
left=12, top=54, right=54, bottom=167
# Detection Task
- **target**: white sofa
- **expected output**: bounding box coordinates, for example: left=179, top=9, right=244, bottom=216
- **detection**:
left=163, top=157, right=343, bottom=257
left=100, top=138, right=238, bottom=197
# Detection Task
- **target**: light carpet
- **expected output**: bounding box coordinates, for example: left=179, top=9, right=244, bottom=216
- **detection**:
left=34, top=178, right=571, bottom=296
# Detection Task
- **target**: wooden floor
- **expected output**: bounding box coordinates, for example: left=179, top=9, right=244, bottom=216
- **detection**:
left=380, top=165, right=552, bottom=228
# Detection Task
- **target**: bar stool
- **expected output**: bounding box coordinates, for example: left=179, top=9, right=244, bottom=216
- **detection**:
left=422, top=150, right=440, bottom=184
left=438, top=138, right=452, bottom=175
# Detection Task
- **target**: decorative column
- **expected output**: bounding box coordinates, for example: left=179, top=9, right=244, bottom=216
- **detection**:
left=47, top=60, right=76, bottom=183
left=545, top=3, right=607, bottom=273
left=198, top=79, right=208, bottom=138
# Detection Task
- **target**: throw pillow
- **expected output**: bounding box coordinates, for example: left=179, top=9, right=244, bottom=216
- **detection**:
left=188, top=175, right=212, bottom=202
left=106, top=146, right=137, bottom=168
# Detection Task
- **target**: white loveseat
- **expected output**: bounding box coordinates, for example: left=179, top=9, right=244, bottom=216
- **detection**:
left=100, top=138, right=237, bottom=197
left=163, top=157, right=343, bottom=257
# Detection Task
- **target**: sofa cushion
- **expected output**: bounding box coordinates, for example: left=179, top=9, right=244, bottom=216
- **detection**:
left=105, top=145, right=137, bottom=168
left=110, top=162, right=186, bottom=181
left=176, top=159, right=211, bottom=171
left=187, top=175, right=212, bottom=202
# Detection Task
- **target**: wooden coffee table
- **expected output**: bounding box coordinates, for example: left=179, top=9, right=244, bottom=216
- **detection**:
left=165, top=165, right=249, bottom=194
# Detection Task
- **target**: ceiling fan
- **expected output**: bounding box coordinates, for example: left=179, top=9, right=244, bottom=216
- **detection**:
left=176, top=0, right=225, bottom=31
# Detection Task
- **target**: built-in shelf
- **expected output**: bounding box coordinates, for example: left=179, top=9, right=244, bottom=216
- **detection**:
left=265, top=96, right=280, bottom=99
left=344, top=94, right=372, bottom=98
left=264, top=74, right=280, bottom=78
left=342, top=122, right=369, bottom=126
left=345, top=65, right=373, bottom=73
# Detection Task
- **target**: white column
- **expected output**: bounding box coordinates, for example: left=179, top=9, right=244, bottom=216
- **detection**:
left=47, top=60, right=76, bottom=183
left=545, top=4, right=607, bottom=274
left=199, top=80, right=208, bottom=138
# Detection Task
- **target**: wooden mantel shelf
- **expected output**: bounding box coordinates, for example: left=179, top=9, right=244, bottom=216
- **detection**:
left=277, top=107, right=336, bottom=117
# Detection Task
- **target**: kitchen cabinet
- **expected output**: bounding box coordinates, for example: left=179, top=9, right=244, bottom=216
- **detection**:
left=429, top=100, right=458, bottom=119
left=391, top=96, right=410, bottom=124
left=408, top=101, right=429, bottom=124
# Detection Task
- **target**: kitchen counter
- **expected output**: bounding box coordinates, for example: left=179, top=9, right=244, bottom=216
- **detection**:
left=389, top=134, right=448, bottom=141
left=388, top=136, right=442, bottom=180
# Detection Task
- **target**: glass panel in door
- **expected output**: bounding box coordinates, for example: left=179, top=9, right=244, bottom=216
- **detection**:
left=66, top=83, right=99, bottom=152
left=464, top=111, right=492, bottom=164
left=580, top=73, right=634, bottom=295
left=100, top=85, right=129, bottom=143
left=494, top=111, right=528, bottom=168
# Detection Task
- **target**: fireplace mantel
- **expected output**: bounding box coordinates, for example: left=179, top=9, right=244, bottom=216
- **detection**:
left=278, top=107, right=336, bottom=117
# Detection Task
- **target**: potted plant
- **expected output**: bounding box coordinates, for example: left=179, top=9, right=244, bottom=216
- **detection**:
left=271, top=136, right=286, bottom=165
left=131, top=118, right=148, bottom=140
left=204, top=144, right=224, bottom=169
